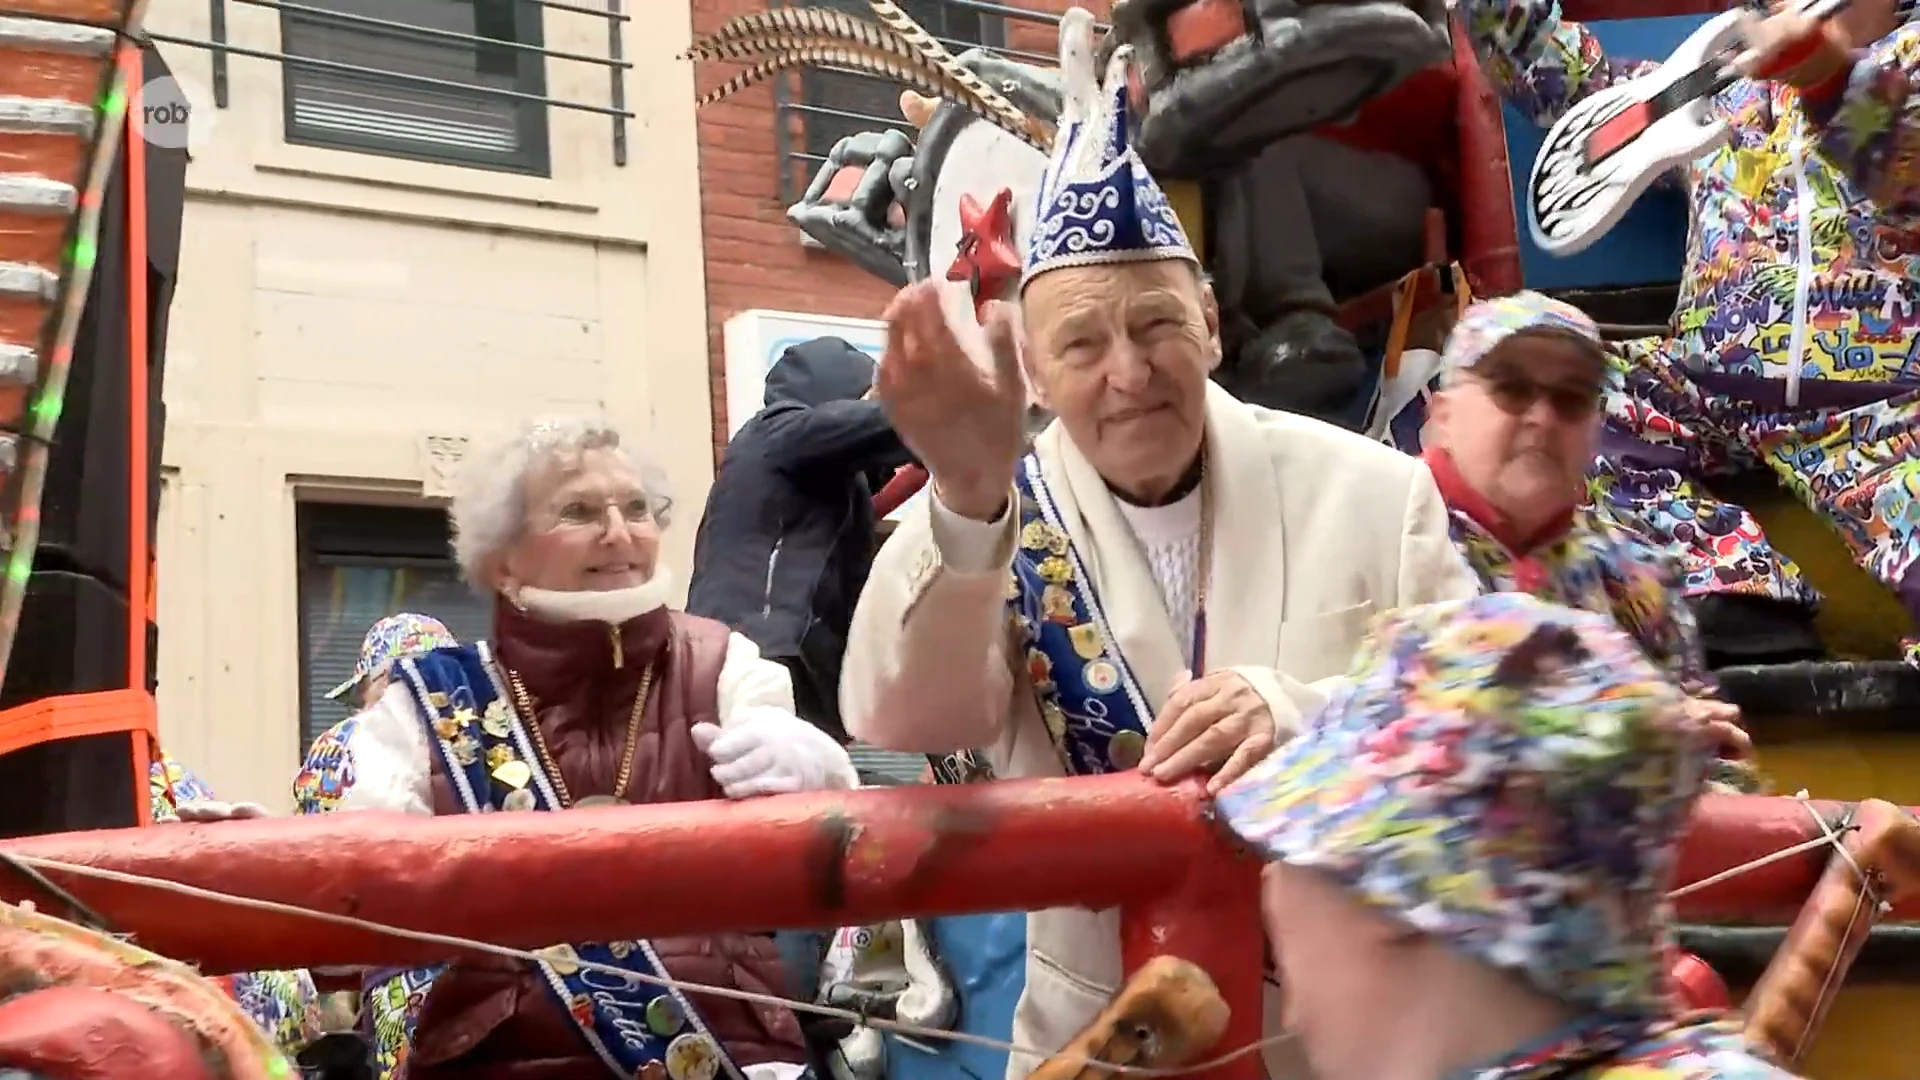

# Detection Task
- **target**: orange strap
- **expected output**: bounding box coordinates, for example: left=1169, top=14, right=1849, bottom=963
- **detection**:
left=0, top=689, right=158, bottom=760
left=1381, top=269, right=1426, bottom=380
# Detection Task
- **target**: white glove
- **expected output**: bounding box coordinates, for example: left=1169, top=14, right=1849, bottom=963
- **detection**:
left=167, top=799, right=270, bottom=823
left=691, top=707, right=858, bottom=799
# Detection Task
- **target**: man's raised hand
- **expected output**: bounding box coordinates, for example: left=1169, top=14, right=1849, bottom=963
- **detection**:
left=877, top=281, right=1028, bottom=521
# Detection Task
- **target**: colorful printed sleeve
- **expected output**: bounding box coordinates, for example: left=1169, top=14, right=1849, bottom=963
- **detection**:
left=293, top=717, right=360, bottom=815
left=1801, top=30, right=1920, bottom=209
left=1457, top=0, right=1658, bottom=126
left=148, top=749, right=216, bottom=823
left=146, top=751, right=327, bottom=1051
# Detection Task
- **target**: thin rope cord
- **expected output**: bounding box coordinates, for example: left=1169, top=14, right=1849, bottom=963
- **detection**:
left=1664, top=832, right=1843, bottom=899
left=4, top=825, right=1852, bottom=1076
left=3, top=854, right=1287, bottom=1076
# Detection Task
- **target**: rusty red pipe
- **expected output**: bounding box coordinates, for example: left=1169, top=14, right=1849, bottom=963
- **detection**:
left=0, top=782, right=1870, bottom=976
left=0, top=773, right=1225, bottom=974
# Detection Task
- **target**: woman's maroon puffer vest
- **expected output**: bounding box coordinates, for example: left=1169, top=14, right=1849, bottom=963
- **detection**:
left=408, top=602, right=807, bottom=1080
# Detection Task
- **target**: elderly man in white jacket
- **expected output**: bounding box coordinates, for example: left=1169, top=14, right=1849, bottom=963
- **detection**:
left=838, top=11, right=1479, bottom=1080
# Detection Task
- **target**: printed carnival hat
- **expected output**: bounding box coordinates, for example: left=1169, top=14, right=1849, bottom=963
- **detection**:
left=1020, top=9, right=1198, bottom=291
left=1216, top=593, right=1703, bottom=1014
left=325, top=613, right=460, bottom=700
left=1441, top=290, right=1606, bottom=377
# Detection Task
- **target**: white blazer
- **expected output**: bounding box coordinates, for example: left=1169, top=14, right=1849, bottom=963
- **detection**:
left=839, top=382, right=1479, bottom=1079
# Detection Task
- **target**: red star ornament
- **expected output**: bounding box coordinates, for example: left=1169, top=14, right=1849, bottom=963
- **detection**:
left=946, top=187, right=1021, bottom=318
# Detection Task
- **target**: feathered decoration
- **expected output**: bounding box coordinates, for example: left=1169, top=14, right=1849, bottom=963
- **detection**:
left=683, top=8, right=917, bottom=64
left=683, top=5, right=1047, bottom=149
left=862, top=0, right=1036, bottom=142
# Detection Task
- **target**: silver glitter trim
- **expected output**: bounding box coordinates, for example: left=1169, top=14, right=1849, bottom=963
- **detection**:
left=0, top=96, right=96, bottom=138
left=0, top=345, right=37, bottom=386
left=0, top=16, right=117, bottom=54
left=0, top=175, right=76, bottom=215
left=0, top=262, right=58, bottom=301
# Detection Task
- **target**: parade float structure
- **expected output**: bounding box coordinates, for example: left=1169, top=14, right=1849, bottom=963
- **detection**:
left=0, top=0, right=1914, bottom=1077
left=680, top=1, right=1920, bottom=1077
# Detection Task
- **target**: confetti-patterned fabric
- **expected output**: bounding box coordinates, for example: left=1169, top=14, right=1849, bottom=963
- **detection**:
left=1454, top=0, right=1920, bottom=658
left=1218, top=594, right=1701, bottom=1014
left=1464, top=1015, right=1802, bottom=1079
left=326, top=613, right=460, bottom=701
left=147, top=751, right=323, bottom=1054
left=1444, top=506, right=1765, bottom=795
left=1441, top=291, right=1605, bottom=376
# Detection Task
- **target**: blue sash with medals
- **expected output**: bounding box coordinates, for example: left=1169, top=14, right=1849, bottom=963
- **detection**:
left=1005, top=455, right=1157, bottom=775
left=393, top=644, right=743, bottom=1080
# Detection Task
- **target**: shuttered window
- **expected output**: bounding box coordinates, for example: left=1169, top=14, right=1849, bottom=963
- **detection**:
left=295, top=503, right=491, bottom=754
left=279, top=0, right=551, bottom=175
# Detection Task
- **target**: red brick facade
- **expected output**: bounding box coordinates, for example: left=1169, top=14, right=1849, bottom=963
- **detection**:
left=689, top=0, right=1107, bottom=460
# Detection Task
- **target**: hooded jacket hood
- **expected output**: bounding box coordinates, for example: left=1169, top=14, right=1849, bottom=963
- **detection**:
left=764, top=337, right=878, bottom=409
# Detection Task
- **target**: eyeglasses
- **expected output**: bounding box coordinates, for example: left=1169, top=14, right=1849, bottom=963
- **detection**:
left=546, top=495, right=655, bottom=532
left=1462, top=372, right=1601, bottom=421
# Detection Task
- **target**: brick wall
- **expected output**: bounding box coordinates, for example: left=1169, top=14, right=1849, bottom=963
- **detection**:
left=689, top=0, right=1108, bottom=461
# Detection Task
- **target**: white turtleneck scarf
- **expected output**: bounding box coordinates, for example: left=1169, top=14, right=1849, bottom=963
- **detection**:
left=927, top=476, right=1207, bottom=669
left=1112, top=486, right=1204, bottom=671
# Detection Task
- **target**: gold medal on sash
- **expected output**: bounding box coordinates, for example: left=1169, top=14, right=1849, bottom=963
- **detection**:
left=481, top=699, right=513, bottom=737
left=1040, top=585, right=1076, bottom=623
left=1068, top=623, right=1103, bottom=660
left=492, top=758, right=532, bottom=791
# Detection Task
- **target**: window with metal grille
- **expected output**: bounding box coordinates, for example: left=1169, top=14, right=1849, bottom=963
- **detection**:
left=791, top=0, right=1003, bottom=192
left=295, top=502, right=491, bottom=754
left=279, top=0, right=552, bottom=175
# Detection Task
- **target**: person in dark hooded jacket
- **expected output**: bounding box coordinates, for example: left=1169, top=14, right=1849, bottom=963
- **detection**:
left=688, top=336, right=913, bottom=743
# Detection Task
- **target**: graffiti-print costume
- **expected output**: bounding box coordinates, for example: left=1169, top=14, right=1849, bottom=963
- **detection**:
left=1464, top=1017, right=1802, bottom=1078
left=1218, top=594, right=1804, bottom=1079
left=148, top=751, right=323, bottom=1052
left=1426, top=449, right=1763, bottom=792
left=1459, top=0, right=1920, bottom=660
left=295, top=611, right=463, bottom=1079
left=296, top=718, right=443, bottom=1080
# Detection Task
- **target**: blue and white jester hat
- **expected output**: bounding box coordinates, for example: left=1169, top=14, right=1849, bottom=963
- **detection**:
left=1019, top=9, right=1198, bottom=291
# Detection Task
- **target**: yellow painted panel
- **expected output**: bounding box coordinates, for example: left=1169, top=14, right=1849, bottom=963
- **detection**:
left=1729, top=482, right=1911, bottom=660
left=1797, top=986, right=1920, bottom=1077
left=1164, top=181, right=1205, bottom=264
left=1756, top=737, right=1920, bottom=804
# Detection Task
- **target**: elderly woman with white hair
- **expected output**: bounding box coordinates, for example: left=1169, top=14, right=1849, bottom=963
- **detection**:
left=293, top=417, right=855, bottom=1080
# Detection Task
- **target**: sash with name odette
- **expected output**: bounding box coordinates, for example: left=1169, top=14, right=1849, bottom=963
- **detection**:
left=394, top=645, right=744, bottom=1080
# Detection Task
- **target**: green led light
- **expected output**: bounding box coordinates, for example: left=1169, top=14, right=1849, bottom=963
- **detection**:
left=71, top=236, right=96, bottom=272
left=102, top=86, right=126, bottom=118
left=6, top=552, right=30, bottom=585
left=31, top=391, right=63, bottom=422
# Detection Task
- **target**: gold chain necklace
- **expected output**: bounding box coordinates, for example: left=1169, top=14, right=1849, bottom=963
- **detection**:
left=506, top=663, right=654, bottom=808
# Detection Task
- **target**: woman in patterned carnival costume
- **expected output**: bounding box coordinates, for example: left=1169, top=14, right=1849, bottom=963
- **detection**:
left=148, top=753, right=323, bottom=1053
left=1218, top=593, right=1805, bottom=1079
left=1420, top=291, right=1761, bottom=793
left=1458, top=0, right=1920, bottom=664
left=295, top=613, right=461, bottom=1080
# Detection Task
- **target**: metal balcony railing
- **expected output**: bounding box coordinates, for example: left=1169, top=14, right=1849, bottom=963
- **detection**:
left=772, top=0, right=1072, bottom=203
left=145, top=0, right=635, bottom=167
